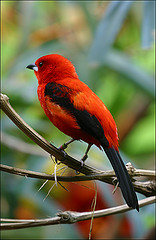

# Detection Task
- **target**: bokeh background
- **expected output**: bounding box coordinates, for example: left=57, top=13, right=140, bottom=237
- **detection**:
left=1, top=1, right=155, bottom=239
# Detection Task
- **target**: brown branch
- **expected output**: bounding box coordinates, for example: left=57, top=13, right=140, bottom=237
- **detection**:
left=0, top=163, right=114, bottom=181
left=0, top=93, right=156, bottom=197
left=1, top=196, right=155, bottom=230
left=0, top=164, right=155, bottom=197
left=0, top=93, right=102, bottom=175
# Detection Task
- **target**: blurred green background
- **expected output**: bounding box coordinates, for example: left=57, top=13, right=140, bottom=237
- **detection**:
left=1, top=1, right=155, bottom=239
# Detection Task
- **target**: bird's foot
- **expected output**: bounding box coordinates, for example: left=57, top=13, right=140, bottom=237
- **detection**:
left=58, top=148, right=67, bottom=157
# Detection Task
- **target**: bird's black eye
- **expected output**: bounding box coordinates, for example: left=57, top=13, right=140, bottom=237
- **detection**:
left=39, top=62, right=43, bottom=67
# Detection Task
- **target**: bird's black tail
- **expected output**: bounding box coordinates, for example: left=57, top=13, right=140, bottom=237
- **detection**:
left=102, top=146, right=139, bottom=211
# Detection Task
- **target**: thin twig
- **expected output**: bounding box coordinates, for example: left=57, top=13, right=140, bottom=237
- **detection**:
left=43, top=182, right=57, bottom=201
left=1, top=196, right=155, bottom=230
left=0, top=163, right=113, bottom=181
left=89, top=181, right=97, bottom=240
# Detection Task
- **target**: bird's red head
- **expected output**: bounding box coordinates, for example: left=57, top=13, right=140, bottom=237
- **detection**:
left=27, top=54, right=78, bottom=84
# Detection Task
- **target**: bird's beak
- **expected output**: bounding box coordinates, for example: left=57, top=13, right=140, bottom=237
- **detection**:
left=26, top=64, right=38, bottom=72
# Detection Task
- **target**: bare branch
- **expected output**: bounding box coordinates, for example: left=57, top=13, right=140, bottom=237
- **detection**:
left=57, top=196, right=156, bottom=222
left=1, top=93, right=155, bottom=197
left=0, top=163, right=114, bottom=181
left=0, top=93, right=102, bottom=175
left=1, top=196, right=155, bottom=230
left=0, top=164, right=155, bottom=196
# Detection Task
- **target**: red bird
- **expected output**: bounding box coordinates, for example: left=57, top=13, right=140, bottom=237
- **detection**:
left=27, top=54, right=139, bottom=211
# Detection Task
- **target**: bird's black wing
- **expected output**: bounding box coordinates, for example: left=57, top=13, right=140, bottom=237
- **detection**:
left=45, top=82, right=109, bottom=146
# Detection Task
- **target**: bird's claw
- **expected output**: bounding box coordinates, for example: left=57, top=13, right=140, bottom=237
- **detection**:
left=75, top=158, right=86, bottom=174
left=59, top=149, right=67, bottom=159
left=80, top=159, right=84, bottom=167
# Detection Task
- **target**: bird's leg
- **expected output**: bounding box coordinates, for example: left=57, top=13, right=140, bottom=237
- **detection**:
left=80, top=143, right=93, bottom=167
left=59, top=138, right=75, bottom=151
left=57, top=139, right=75, bottom=163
